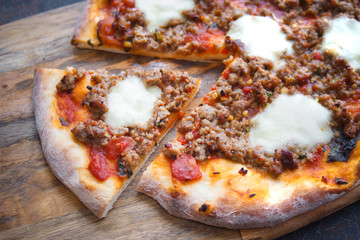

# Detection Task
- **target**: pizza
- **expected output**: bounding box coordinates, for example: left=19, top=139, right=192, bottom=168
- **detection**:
left=33, top=66, right=200, bottom=218
left=137, top=2, right=360, bottom=229
left=71, top=0, right=235, bottom=61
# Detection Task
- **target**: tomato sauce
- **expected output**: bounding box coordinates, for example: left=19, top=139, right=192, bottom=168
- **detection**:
left=184, top=24, right=225, bottom=52
left=345, top=99, right=360, bottom=115
left=56, top=92, right=82, bottom=124
left=57, top=85, right=135, bottom=182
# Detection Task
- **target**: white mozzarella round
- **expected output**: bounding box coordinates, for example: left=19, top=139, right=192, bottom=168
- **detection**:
left=227, top=15, right=293, bottom=67
left=249, top=94, right=333, bottom=153
left=105, top=75, right=161, bottom=128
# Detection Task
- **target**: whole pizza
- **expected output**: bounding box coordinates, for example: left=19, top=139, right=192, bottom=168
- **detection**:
left=34, top=0, right=360, bottom=229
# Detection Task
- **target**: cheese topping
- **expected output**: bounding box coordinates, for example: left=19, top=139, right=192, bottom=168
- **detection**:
left=227, top=15, right=293, bottom=67
left=249, top=94, right=333, bottom=153
left=105, top=75, right=161, bottom=128
left=322, top=16, right=360, bottom=69
left=135, top=0, right=195, bottom=32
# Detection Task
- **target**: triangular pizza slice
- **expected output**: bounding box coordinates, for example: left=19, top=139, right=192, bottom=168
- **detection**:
left=34, top=66, right=200, bottom=217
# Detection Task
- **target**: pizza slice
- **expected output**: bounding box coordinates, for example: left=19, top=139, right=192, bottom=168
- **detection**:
left=71, top=0, right=231, bottom=61
left=33, top=66, right=200, bottom=218
left=137, top=56, right=360, bottom=228
left=72, top=0, right=292, bottom=61
left=137, top=10, right=360, bottom=227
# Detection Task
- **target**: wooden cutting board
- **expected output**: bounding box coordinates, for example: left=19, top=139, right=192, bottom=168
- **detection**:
left=1, top=2, right=360, bottom=239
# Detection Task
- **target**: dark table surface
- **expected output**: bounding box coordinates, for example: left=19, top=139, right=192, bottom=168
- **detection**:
left=0, top=1, right=359, bottom=239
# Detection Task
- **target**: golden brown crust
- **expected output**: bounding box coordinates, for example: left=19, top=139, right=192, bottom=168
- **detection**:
left=34, top=68, right=119, bottom=218
left=137, top=151, right=360, bottom=229
left=137, top=55, right=360, bottom=227
left=71, top=0, right=106, bottom=48
left=72, top=40, right=227, bottom=62
left=34, top=68, right=200, bottom=218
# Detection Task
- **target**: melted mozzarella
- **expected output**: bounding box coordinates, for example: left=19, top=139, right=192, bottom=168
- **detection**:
left=322, top=16, right=360, bottom=69
left=227, top=15, right=293, bottom=67
left=249, top=94, right=333, bottom=153
left=105, top=76, right=161, bottom=128
left=135, top=0, right=195, bottom=32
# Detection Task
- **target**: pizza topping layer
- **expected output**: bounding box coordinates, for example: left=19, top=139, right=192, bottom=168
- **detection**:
left=54, top=67, right=197, bottom=181
left=79, top=0, right=360, bottom=60
left=170, top=153, right=202, bottom=182
left=227, top=15, right=293, bottom=67
left=104, top=75, right=161, bottom=128
left=135, top=0, right=195, bottom=32
left=249, top=94, right=333, bottom=153
left=322, top=16, right=360, bottom=69
left=164, top=37, right=360, bottom=178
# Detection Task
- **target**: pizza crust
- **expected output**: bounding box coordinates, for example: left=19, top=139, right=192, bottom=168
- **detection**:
left=33, top=68, right=200, bottom=218
left=34, top=68, right=119, bottom=217
left=137, top=147, right=360, bottom=229
left=71, top=0, right=229, bottom=62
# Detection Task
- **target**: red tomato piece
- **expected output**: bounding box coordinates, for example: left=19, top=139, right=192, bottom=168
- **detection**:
left=242, top=86, right=252, bottom=94
left=221, top=48, right=229, bottom=54
left=192, top=129, right=200, bottom=139
left=314, top=51, right=323, bottom=61
left=177, top=134, right=187, bottom=145
left=88, top=147, right=111, bottom=181
left=104, top=136, right=134, bottom=160
left=222, top=69, right=230, bottom=79
left=170, top=154, right=202, bottom=182
left=98, top=16, right=122, bottom=47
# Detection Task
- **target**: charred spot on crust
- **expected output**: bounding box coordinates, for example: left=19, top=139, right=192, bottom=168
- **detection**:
left=59, top=117, right=70, bottom=127
left=335, top=177, right=348, bottom=185
left=87, top=39, right=95, bottom=48
left=238, top=167, right=248, bottom=176
left=87, top=36, right=103, bottom=48
left=213, top=171, right=220, bottom=174
left=280, top=149, right=297, bottom=170
left=117, top=159, right=133, bottom=178
left=249, top=193, right=256, bottom=198
left=321, top=176, right=328, bottom=184
left=327, top=131, right=359, bottom=163
left=94, top=22, right=104, bottom=47
left=199, top=203, right=208, bottom=212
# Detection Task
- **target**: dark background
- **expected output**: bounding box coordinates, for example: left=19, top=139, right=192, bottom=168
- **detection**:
left=0, top=1, right=359, bottom=239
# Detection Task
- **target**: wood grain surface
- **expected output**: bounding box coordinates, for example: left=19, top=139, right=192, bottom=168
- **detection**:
left=1, top=2, right=360, bottom=239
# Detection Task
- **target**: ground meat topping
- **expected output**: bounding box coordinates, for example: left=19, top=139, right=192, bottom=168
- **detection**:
left=163, top=2, right=360, bottom=177
left=56, top=67, right=197, bottom=179
left=56, top=67, right=85, bottom=92
left=98, top=0, right=360, bottom=57
left=71, top=120, right=111, bottom=146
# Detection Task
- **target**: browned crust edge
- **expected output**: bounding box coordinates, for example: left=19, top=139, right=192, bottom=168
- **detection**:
left=33, top=68, right=201, bottom=218
left=71, top=0, right=98, bottom=47
left=33, top=68, right=115, bottom=218
left=137, top=165, right=360, bottom=229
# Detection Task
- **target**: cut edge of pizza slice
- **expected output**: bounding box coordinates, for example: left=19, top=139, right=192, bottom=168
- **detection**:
left=137, top=57, right=360, bottom=229
left=33, top=67, right=200, bottom=218
left=71, top=0, right=229, bottom=62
